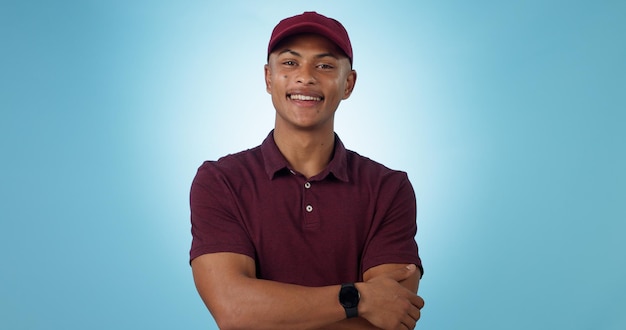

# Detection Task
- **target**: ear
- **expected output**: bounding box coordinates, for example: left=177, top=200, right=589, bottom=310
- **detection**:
left=342, top=69, right=357, bottom=100
left=264, top=64, right=272, bottom=94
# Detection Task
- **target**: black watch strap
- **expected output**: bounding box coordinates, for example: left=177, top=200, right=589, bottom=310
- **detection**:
left=339, top=283, right=360, bottom=319
left=344, top=304, right=358, bottom=319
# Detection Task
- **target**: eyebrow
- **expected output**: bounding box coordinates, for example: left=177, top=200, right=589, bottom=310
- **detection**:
left=278, top=49, right=339, bottom=60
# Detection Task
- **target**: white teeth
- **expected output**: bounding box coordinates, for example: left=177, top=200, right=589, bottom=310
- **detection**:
left=290, top=94, right=322, bottom=101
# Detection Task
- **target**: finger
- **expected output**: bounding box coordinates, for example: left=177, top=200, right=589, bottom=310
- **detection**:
left=401, top=313, right=418, bottom=329
left=409, top=294, right=425, bottom=309
left=408, top=304, right=422, bottom=322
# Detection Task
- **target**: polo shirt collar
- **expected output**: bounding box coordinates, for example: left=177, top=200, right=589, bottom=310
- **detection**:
left=261, top=130, right=349, bottom=182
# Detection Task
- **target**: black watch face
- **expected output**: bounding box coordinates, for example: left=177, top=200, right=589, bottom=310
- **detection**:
left=341, top=285, right=359, bottom=308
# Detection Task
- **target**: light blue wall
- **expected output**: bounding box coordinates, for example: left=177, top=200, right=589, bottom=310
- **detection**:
left=2, top=1, right=624, bottom=329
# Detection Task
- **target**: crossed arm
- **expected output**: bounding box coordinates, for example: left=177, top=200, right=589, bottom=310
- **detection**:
left=191, top=252, right=424, bottom=330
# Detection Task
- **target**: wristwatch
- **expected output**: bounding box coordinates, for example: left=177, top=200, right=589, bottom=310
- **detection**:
left=339, top=283, right=360, bottom=318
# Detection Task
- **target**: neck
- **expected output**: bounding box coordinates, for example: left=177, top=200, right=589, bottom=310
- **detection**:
left=273, top=127, right=335, bottom=179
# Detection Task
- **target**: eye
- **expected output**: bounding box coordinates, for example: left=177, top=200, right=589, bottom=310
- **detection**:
left=282, top=60, right=297, bottom=66
left=317, top=63, right=334, bottom=70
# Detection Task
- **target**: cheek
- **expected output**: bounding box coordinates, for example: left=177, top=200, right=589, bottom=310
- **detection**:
left=272, top=71, right=288, bottom=82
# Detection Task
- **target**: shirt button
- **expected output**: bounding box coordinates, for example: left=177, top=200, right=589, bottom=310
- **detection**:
left=305, top=205, right=313, bottom=212
left=304, top=182, right=311, bottom=189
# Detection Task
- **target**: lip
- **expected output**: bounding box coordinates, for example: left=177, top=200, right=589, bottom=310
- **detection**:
left=287, top=90, right=324, bottom=102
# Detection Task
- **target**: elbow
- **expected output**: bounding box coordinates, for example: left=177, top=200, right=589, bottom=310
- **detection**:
left=213, top=317, right=243, bottom=330
left=213, top=319, right=239, bottom=330
left=209, top=304, right=257, bottom=330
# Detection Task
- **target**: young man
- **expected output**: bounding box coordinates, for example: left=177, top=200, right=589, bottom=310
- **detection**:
left=190, top=12, right=424, bottom=329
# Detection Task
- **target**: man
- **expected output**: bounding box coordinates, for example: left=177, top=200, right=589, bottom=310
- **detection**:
left=190, top=11, right=424, bottom=329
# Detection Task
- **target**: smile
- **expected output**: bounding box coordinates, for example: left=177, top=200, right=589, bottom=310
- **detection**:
left=289, top=94, right=323, bottom=101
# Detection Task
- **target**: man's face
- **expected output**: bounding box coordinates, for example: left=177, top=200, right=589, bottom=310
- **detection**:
left=265, top=33, right=356, bottom=132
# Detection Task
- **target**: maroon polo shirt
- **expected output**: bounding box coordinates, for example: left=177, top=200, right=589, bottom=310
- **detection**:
left=190, top=131, right=422, bottom=286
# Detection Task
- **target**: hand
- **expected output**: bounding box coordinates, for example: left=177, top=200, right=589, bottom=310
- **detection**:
left=357, top=264, right=424, bottom=330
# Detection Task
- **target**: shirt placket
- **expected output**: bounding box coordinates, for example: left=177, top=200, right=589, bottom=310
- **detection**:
left=302, top=180, right=320, bottom=230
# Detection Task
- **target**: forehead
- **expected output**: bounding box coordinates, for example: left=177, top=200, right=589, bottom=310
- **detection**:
left=272, top=33, right=346, bottom=58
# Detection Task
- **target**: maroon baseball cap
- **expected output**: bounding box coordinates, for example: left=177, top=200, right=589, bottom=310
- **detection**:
left=267, top=11, right=353, bottom=64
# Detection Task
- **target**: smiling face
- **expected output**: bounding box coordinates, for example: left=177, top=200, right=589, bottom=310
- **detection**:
left=265, top=33, right=357, bottom=133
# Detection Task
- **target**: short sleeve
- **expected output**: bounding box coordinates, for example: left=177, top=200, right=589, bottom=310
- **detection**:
left=361, top=173, right=423, bottom=277
left=189, top=162, right=256, bottom=263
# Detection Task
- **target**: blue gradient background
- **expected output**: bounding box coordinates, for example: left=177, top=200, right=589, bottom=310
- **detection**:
left=2, top=1, right=624, bottom=329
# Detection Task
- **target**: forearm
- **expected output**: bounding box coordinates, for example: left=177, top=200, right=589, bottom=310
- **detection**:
left=192, top=254, right=422, bottom=330
left=314, top=317, right=380, bottom=330
left=315, top=266, right=420, bottom=330
left=215, top=279, right=381, bottom=330
left=196, top=273, right=346, bottom=329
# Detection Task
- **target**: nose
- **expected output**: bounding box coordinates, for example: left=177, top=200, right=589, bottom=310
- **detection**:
left=295, top=64, right=316, bottom=85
